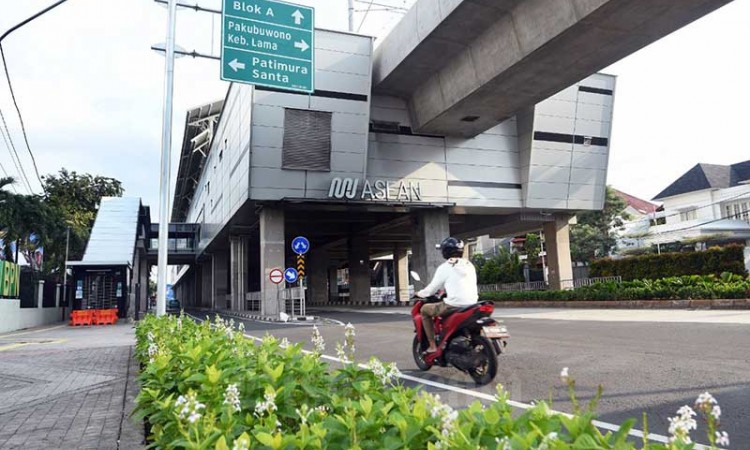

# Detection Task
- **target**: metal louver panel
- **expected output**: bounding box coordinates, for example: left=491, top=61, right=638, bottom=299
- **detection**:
left=282, top=109, right=332, bottom=171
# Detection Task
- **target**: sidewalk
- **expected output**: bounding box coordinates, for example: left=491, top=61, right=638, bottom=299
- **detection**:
left=0, top=322, right=143, bottom=450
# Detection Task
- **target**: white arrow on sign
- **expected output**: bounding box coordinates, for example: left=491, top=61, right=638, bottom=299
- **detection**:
left=294, top=39, right=309, bottom=52
left=228, top=58, right=245, bottom=72
left=292, top=9, right=304, bottom=25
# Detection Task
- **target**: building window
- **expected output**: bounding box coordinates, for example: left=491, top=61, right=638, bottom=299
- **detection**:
left=282, top=109, right=332, bottom=171
left=723, top=200, right=750, bottom=223
left=679, top=209, right=697, bottom=222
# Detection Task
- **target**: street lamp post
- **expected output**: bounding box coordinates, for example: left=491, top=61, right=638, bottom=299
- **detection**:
left=61, top=226, right=69, bottom=321
left=156, top=0, right=178, bottom=317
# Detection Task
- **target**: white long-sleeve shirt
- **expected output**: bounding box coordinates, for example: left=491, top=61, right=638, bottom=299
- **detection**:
left=417, top=258, right=478, bottom=307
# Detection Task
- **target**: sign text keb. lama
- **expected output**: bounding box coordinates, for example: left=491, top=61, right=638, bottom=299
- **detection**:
left=328, top=177, right=422, bottom=202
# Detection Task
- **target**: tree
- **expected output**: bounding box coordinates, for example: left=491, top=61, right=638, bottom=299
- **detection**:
left=523, top=233, right=541, bottom=265
left=471, top=247, right=524, bottom=285
left=0, top=177, right=64, bottom=267
left=570, top=186, right=629, bottom=263
left=40, top=169, right=124, bottom=276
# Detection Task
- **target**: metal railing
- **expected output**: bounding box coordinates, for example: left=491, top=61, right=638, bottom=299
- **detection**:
left=245, top=291, right=261, bottom=312
left=478, top=276, right=622, bottom=293
left=281, top=287, right=306, bottom=317
left=478, top=281, right=547, bottom=293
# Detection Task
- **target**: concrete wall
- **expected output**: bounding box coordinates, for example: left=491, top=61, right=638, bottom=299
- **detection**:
left=0, top=300, right=62, bottom=334
left=248, top=30, right=373, bottom=200
left=522, top=73, right=615, bottom=210
left=187, top=84, right=253, bottom=253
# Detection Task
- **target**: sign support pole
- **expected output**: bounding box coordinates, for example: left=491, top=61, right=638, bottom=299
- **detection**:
left=156, top=0, right=177, bottom=317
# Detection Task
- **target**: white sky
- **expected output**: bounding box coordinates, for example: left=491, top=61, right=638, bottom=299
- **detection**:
left=0, top=0, right=748, bottom=213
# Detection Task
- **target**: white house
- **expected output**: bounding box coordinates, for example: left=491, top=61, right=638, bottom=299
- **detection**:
left=621, top=161, right=750, bottom=272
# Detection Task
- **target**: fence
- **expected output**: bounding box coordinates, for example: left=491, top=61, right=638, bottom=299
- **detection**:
left=245, top=291, right=261, bottom=312
left=281, top=287, right=306, bottom=316
left=370, top=286, right=414, bottom=304
left=478, top=276, right=622, bottom=293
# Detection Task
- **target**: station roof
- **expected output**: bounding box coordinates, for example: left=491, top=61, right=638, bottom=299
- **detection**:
left=68, top=197, right=144, bottom=267
left=172, top=99, right=224, bottom=222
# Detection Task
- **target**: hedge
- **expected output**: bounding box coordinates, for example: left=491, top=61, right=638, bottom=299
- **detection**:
left=480, top=274, right=750, bottom=302
left=133, top=314, right=729, bottom=449
left=590, top=245, right=747, bottom=281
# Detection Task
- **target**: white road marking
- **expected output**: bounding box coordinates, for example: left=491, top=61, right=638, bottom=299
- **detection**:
left=185, top=313, right=712, bottom=447
left=314, top=306, right=750, bottom=324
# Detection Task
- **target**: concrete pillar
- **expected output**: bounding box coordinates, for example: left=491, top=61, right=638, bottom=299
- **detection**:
left=328, top=267, right=339, bottom=304
left=411, top=209, right=449, bottom=285
left=744, top=240, right=750, bottom=275
left=37, top=280, right=45, bottom=308
left=394, top=244, right=410, bottom=303
left=348, top=235, right=370, bottom=305
left=260, top=207, right=285, bottom=316
left=213, top=250, right=229, bottom=309
left=230, top=236, right=249, bottom=311
left=201, top=258, right=213, bottom=308
left=543, top=217, right=574, bottom=290
left=308, top=249, right=329, bottom=305
left=55, top=283, right=61, bottom=307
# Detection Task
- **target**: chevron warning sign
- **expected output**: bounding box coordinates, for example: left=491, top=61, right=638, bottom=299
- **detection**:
left=296, top=254, right=306, bottom=280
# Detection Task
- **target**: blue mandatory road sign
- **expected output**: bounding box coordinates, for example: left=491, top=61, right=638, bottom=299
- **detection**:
left=221, top=0, right=315, bottom=93
left=284, top=267, right=299, bottom=283
left=291, top=236, right=310, bottom=255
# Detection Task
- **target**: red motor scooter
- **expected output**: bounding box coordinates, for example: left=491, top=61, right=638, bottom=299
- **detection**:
left=410, top=272, right=509, bottom=385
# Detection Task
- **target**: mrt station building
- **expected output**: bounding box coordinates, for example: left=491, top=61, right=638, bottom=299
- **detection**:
left=171, top=21, right=616, bottom=314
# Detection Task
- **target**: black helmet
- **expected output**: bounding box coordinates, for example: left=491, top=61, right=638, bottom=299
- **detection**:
left=437, top=237, right=464, bottom=259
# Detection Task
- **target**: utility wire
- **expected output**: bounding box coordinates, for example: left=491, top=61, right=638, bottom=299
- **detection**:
left=0, top=0, right=72, bottom=194
left=356, top=0, right=375, bottom=32
left=0, top=44, right=44, bottom=192
left=621, top=189, right=750, bottom=226
left=0, top=106, right=31, bottom=194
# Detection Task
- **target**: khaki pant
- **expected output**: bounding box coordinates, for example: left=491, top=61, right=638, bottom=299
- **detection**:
left=420, top=301, right=457, bottom=345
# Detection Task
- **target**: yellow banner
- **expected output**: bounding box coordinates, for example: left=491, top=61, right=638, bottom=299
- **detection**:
left=0, top=260, right=20, bottom=298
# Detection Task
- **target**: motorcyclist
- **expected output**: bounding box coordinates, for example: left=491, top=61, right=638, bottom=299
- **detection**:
left=416, top=237, right=478, bottom=353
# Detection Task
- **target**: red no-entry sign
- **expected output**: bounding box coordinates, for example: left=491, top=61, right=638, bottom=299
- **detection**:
left=269, top=268, right=284, bottom=285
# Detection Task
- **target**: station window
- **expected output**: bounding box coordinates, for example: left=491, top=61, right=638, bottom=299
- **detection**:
left=282, top=108, right=332, bottom=171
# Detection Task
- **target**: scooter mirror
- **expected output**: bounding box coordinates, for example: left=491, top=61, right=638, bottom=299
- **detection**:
left=410, top=271, right=421, bottom=282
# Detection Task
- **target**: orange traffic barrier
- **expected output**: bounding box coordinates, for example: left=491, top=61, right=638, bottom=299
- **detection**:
left=70, top=309, right=119, bottom=326
left=69, top=310, right=93, bottom=326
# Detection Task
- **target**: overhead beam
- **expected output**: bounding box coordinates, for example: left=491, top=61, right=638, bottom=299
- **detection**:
left=373, top=0, right=733, bottom=137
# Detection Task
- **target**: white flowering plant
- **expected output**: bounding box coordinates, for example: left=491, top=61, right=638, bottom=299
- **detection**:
left=135, top=314, right=731, bottom=450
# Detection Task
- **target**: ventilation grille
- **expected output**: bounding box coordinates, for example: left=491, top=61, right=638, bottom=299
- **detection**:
left=282, top=109, right=332, bottom=171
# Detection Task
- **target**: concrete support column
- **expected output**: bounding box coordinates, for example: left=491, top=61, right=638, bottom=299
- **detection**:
left=308, top=249, right=329, bottom=305
left=328, top=267, right=339, bottom=304
left=37, top=280, right=45, bottom=308
left=230, top=236, right=249, bottom=311
left=213, top=250, right=229, bottom=309
left=201, top=258, right=213, bottom=308
left=411, top=209, right=449, bottom=285
left=260, top=208, right=285, bottom=316
left=543, top=217, right=574, bottom=290
left=744, top=240, right=750, bottom=275
left=394, top=244, right=410, bottom=303
left=348, top=235, right=370, bottom=305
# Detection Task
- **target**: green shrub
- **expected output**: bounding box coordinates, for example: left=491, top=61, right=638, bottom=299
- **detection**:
left=134, top=314, right=729, bottom=449
left=480, top=274, right=750, bottom=302
left=590, top=245, right=748, bottom=280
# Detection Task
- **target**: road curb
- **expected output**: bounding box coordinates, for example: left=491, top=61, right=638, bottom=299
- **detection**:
left=491, top=299, right=750, bottom=309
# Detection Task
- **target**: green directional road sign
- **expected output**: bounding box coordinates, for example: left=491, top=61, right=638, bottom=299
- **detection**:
left=221, top=0, right=315, bottom=93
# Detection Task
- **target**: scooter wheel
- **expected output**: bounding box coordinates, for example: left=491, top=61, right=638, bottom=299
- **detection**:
left=412, top=335, right=433, bottom=371
left=467, top=335, right=498, bottom=386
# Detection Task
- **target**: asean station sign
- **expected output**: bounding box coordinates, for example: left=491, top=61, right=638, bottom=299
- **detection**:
left=221, top=0, right=315, bottom=93
left=328, top=177, right=423, bottom=202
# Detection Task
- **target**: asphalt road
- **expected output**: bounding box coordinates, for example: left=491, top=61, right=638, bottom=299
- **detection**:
left=200, top=309, right=750, bottom=448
